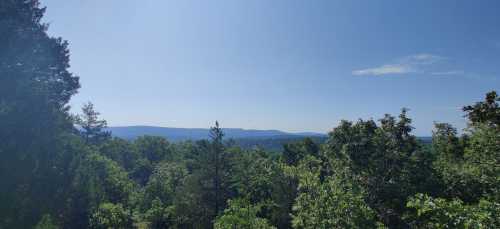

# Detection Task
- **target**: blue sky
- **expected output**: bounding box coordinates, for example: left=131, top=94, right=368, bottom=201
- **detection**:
left=42, top=0, right=500, bottom=135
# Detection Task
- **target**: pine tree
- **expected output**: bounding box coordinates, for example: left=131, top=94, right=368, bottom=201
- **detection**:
left=75, top=102, right=110, bottom=145
left=0, top=1, right=80, bottom=227
left=210, top=121, right=225, bottom=216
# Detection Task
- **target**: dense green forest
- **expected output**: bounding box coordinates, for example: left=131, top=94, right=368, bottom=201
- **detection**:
left=1, top=1, right=499, bottom=228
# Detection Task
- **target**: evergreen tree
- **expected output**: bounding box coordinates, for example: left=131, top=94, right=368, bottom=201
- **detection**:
left=75, top=102, right=111, bottom=145
left=210, top=121, right=225, bottom=216
left=0, top=1, right=79, bottom=227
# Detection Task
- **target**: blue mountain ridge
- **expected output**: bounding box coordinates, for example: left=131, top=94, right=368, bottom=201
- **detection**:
left=106, top=126, right=326, bottom=141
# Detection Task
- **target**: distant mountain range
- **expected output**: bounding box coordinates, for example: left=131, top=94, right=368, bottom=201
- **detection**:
left=106, top=126, right=432, bottom=152
left=106, top=126, right=326, bottom=141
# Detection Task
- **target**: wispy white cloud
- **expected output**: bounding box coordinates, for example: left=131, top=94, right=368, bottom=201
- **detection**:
left=431, top=70, right=465, bottom=76
left=402, top=53, right=444, bottom=64
left=352, top=64, right=413, bottom=76
left=352, top=53, right=445, bottom=76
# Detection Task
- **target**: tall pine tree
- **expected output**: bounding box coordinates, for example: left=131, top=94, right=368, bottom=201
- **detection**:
left=0, top=1, right=79, bottom=227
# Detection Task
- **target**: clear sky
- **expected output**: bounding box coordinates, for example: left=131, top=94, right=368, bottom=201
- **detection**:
left=41, top=0, right=500, bottom=135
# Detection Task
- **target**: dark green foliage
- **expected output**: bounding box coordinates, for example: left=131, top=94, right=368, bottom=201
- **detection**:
left=404, top=92, right=500, bottom=228
left=431, top=92, right=499, bottom=202
left=228, top=148, right=294, bottom=228
left=211, top=121, right=225, bottom=216
left=135, top=135, right=173, bottom=163
left=286, top=156, right=381, bottom=228
left=233, top=136, right=326, bottom=152
left=0, top=1, right=79, bottom=227
left=214, top=198, right=276, bottom=229
left=229, top=148, right=273, bottom=202
left=323, top=109, right=436, bottom=227
left=463, top=91, right=500, bottom=127
left=63, top=152, right=135, bottom=228
left=282, top=137, right=320, bottom=166
left=406, top=194, right=500, bottom=228
left=128, top=136, right=173, bottom=186
left=143, top=198, right=176, bottom=229
left=2, top=85, right=499, bottom=229
left=433, top=124, right=499, bottom=202
left=89, top=203, right=133, bottom=229
left=432, top=123, right=467, bottom=159
left=131, top=157, right=154, bottom=186
left=99, top=138, right=140, bottom=172
left=169, top=122, right=235, bottom=227
left=34, top=214, right=58, bottom=229
left=143, top=162, right=188, bottom=211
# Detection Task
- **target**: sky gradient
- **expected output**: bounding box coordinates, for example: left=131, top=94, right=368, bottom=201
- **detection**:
left=41, top=0, right=500, bottom=135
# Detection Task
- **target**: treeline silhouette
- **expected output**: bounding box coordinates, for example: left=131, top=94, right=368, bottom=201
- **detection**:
left=1, top=1, right=498, bottom=228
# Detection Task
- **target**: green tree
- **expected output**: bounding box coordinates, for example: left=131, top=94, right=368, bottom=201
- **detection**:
left=144, top=198, right=176, bottom=229
left=143, top=162, right=188, bottom=212
left=406, top=194, right=500, bottom=228
left=432, top=123, right=466, bottom=159
left=99, top=138, right=140, bottom=172
left=323, top=109, right=436, bottom=227
left=0, top=1, right=79, bottom=227
left=211, top=121, right=225, bottom=216
left=287, top=156, right=380, bottom=229
left=89, top=203, right=133, bottom=229
left=463, top=91, right=500, bottom=128
left=282, top=137, right=320, bottom=166
left=432, top=91, right=499, bottom=203
left=214, top=198, right=276, bottom=229
left=64, top=152, right=135, bottom=228
left=406, top=91, right=500, bottom=228
left=171, top=122, right=235, bottom=228
left=135, top=136, right=173, bottom=163
left=75, top=102, right=111, bottom=145
left=132, top=135, right=173, bottom=186
left=131, top=158, right=154, bottom=186
left=0, top=0, right=79, bottom=143
left=266, top=162, right=298, bottom=229
left=228, top=148, right=294, bottom=228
